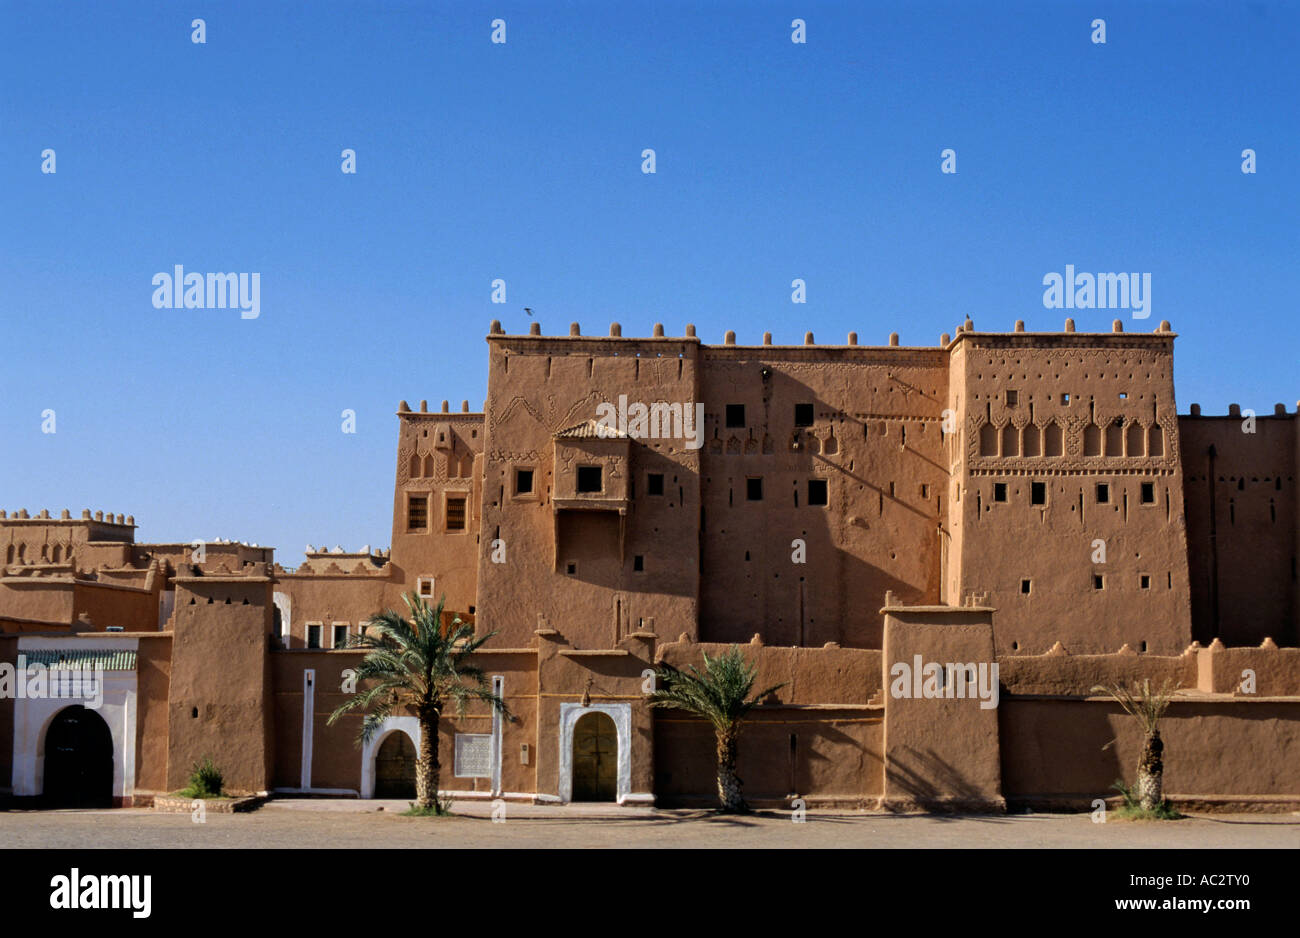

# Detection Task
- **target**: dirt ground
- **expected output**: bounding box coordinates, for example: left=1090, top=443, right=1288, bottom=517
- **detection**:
left=1, top=799, right=1297, bottom=848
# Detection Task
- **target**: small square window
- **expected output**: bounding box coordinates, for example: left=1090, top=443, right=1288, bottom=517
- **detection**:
left=1096, top=483, right=1110, bottom=504
left=566, top=561, right=577, bottom=576
left=746, top=477, right=763, bottom=501
left=446, top=496, right=467, bottom=530
left=993, top=483, right=1008, bottom=502
left=418, top=577, right=435, bottom=598
left=307, top=625, right=322, bottom=649
left=514, top=468, right=534, bottom=495
left=577, top=466, right=603, bottom=493
left=794, top=403, right=815, bottom=427
left=633, top=555, right=644, bottom=572
left=1093, top=574, right=1104, bottom=590
left=1031, top=481, right=1046, bottom=505
left=647, top=473, right=665, bottom=496
left=1021, top=579, right=1031, bottom=595
left=1061, top=394, right=1071, bottom=405
left=725, top=404, right=746, bottom=428
left=1119, top=392, right=1127, bottom=400
left=1140, top=575, right=1151, bottom=590
left=1140, top=482, right=1155, bottom=504
left=808, top=479, right=829, bottom=506
left=1006, top=390, right=1019, bottom=407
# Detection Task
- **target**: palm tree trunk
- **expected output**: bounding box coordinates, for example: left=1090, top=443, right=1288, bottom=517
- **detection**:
left=416, top=708, right=442, bottom=812
left=1136, top=729, right=1164, bottom=811
left=715, top=727, right=746, bottom=813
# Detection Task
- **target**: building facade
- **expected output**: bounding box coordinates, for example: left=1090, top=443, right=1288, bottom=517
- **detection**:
left=2, top=318, right=1298, bottom=810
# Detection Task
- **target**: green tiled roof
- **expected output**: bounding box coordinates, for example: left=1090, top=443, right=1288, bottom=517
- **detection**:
left=22, top=648, right=137, bottom=671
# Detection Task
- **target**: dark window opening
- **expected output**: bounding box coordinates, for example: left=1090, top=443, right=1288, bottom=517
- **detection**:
left=1140, top=482, right=1155, bottom=504
left=1021, top=579, right=1031, bottom=594
left=794, top=403, right=815, bottom=427
left=577, top=466, right=603, bottom=493
left=1006, top=390, right=1019, bottom=407
left=1093, top=575, right=1104, bottom=590
left=808, top=479, right=828, bottom=506
left=1096, top=483, right=1109, bottom=503
left=1140, top=575, right=1150, bottom=590
left=308, top=625, right=322, bottom=648
left=647, top=473, right=665, bottom=496
left=446, top=497, right=467, bottom=530
left=633, top=555, right=644, bottom=572
left=1031, top=481, right=1046, bottom=505
left=993, top=483, right=1008, bottom=502
left=725, top=404, right=746, bottom=428
left=747, top=477, right=764, bottom=501
left=407, top=495, right=428, bottom=531
left=514, top=468, right=534, bottom=495
left=333, top=625, right=348, bottom=648
left=565, top=562, right=577, bottom=576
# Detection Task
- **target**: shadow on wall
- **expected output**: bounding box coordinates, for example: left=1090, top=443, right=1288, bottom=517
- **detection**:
left=701, top=500, right=923, bottom=649
left=654, top=713, right=872, bottom=804
left=883, top=746, right=1001, bottom=811
left=699, top=373, right=942, bottom=649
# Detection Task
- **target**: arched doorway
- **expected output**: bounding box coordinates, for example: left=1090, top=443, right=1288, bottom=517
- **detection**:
left=572, top=711, right=618, bottom=802
left=43, top=706, right=113, bottom=808
left=374, top=732, right=416, bottom=798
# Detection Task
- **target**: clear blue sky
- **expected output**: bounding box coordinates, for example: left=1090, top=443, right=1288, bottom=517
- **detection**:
left=2, top=1, right=1296, bottom=563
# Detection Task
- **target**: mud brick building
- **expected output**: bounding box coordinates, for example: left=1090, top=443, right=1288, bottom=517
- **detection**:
left=3, top=317, right=1297, bottom=811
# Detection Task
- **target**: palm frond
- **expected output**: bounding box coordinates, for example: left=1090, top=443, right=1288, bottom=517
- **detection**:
left=327, top=591, right=508, bottom=745
left=649, top=645, right=786, bottom=732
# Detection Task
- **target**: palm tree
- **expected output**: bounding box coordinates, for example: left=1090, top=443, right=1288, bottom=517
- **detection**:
left=328, top=593, right=508, bottom=814
left=648, top=645, right=785, bottom=813
left=1093, top=678, right=1178, bottom=813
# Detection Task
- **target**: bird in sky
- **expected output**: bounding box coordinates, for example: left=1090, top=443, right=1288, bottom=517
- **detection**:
left=524, top=307, right=534, bottom=316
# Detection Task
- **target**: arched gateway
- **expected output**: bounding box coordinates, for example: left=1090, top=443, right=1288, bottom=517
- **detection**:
left=43, top=705, right=114, bottom=808
left=571, top=711, right=618, bottom=802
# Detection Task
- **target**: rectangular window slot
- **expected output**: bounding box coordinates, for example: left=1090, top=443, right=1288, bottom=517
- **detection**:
left=725, top=404, right=745, bottom=428
left=577, top=466, right=603, bottom=493
left=993, top=483, right=1008, bottom=502
left=446, top=497, right=467, bottom=530
left=746, top=477, right=763, bottom=501
left=407, top=495, right=428, bottom=531
left=808, top=479, right=828, bottom=506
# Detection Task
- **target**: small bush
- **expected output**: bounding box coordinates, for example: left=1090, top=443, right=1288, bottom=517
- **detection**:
left=185, top=757, right=224, bottom=798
